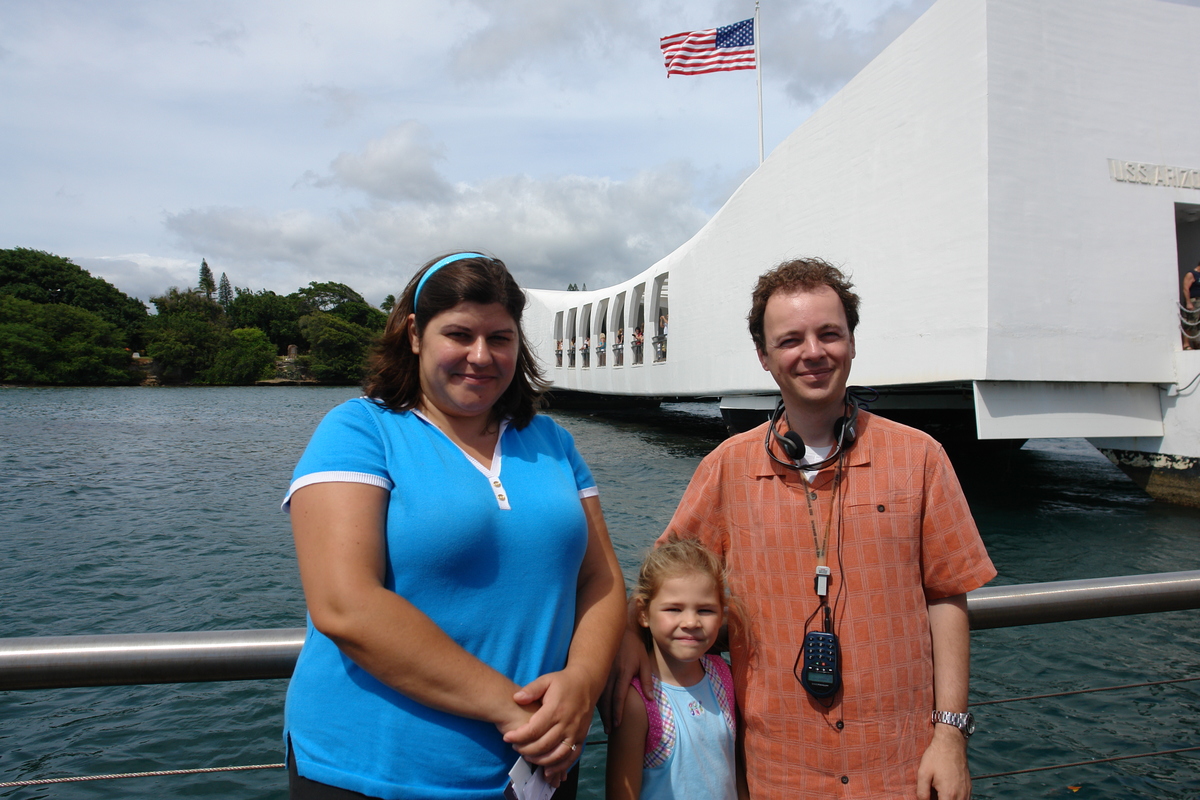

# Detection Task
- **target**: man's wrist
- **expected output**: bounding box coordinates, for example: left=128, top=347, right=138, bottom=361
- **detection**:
left=932, top=710, right=975, bottom=738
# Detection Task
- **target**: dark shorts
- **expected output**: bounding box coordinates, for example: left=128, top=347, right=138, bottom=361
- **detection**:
left=286, top=743, right=579, bottom=800
left=288, top=746, right=379, bottom=800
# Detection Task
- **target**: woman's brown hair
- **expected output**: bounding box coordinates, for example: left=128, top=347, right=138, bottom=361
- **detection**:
left=363, top=252, right=548, bottom=428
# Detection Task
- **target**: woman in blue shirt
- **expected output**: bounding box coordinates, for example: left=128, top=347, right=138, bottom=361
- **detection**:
left=284, top=252, right=627, bottom=799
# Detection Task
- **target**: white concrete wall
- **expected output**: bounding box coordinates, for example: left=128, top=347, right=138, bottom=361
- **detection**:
left=985, top=0, right=1200, bottom=383
left=1089, top=350, right=1200, bottom=458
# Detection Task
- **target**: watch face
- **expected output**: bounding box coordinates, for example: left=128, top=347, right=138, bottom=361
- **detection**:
left=964, top=714, right=976, bottom=736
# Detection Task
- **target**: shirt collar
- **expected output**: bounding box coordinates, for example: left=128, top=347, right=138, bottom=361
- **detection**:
left=750, top=411, right=872, bottom=478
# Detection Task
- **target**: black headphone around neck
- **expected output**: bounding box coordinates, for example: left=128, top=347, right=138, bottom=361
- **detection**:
left=764, top=387, right=875, bottom=472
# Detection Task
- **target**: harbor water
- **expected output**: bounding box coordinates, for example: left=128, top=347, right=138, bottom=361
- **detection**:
left=1, top=386, right=1198, bottom=799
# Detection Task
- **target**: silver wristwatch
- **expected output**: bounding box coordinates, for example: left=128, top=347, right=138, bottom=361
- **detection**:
left=932, top=710, right=975, bottom=738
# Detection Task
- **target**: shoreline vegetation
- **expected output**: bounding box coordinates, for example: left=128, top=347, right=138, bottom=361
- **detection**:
left=0, top=248, right=388, bottom=387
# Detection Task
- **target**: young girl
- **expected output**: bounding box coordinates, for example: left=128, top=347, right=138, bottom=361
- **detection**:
left=606, top=539, right=741, bottom=800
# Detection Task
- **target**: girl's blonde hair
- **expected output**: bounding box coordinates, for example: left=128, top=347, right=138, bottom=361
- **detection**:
left=632, top=537, right=736, bottom=650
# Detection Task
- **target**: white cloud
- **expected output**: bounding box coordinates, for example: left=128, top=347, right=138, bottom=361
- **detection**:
left=75, top=254, right=199, bottom=305
left=303, top=123, right=455, bottom=203
left=195, top=21, right=249, bottom=55
left=0, top=0, right=940, bottom=306
left=164, top=161, right=709, bottom=302
left=303, top=84, right=367, bottom=127
left=447, top=0, right=648, bottom=80
left=754, top=1, right=936, bottom=106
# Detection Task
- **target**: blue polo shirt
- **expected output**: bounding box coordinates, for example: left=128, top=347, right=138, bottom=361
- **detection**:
left=283, top=398, right=596, bottom=799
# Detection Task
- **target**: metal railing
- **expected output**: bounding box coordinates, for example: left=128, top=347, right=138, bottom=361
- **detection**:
left=0, top=628, right=304, bottom=691
left=966, top=569, right=1200, bottom=629
left=1, top=570, right=1198, bottom=691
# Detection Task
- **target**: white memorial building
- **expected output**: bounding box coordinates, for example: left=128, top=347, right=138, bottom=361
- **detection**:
left=523, top=0, right=1200, bottom=507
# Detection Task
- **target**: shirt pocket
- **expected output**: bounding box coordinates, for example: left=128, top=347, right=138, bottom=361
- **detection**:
left=841, top=489, right=923, bottom=575
left=843, top=489, right=920, bottom=537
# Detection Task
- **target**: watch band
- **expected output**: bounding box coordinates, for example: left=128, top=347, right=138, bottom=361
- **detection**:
left=931, top=710, right=975, bottom=738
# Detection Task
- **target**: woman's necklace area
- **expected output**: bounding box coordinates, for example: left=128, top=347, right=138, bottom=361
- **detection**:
left=414, top=405, right=511, bottom=509
left=416, top=403, right=501, bottom=469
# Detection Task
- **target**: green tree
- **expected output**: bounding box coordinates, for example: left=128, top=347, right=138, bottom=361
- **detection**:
left=198, top=259, right=215, bottom=299
left=145, top=287, right=225, bottom=383
left=146, top=314, right=222, bottom=383
left=217, top=272, right=233, bottom=310
left=293, top=280, right=385, bottom=333
left=295, top=281, right=366, bottom=313
left=329, top=299, right=387, bottom=330
left=0, top=295, right=136, bottom=384
left=0, top=247, right=148, bottom=347
left=380, top=294, right=396, bottom=312
left=151, top=286, right=223, bottom=321
left=227, top=288, right=306, bottom=354
left=299, top=312, right=376, bottom=383
left=203, top=327, right=277, bottom=385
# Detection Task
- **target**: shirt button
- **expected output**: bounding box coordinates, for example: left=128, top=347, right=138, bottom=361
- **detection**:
left=876, top=504, right=886, bottom=512
left=497, top=494, right=506, bottom=501
left=841, top=776, right=849, bottom=785
left=492, top=480, right=501, bottom=487
left=836, top=720, right=844, bottom=730
left=809, top=492, right=818, bottom=501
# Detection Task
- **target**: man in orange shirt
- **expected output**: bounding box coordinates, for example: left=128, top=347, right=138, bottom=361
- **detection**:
left=607, top=258, right=995, bottom=799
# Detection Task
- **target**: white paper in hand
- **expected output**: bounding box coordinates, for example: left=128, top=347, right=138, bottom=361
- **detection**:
left=505, top=758, right=555, bottom=800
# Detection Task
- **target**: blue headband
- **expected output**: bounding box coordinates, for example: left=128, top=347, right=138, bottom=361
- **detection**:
left=413, top=252, right=486, bottom=309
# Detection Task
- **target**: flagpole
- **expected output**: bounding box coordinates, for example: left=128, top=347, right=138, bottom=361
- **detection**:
left=755, top=1, right=763, bottom=165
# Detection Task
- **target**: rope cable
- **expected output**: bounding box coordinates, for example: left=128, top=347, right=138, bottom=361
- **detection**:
left=970, top=675, right=1200, bottom=706
left=972, top=745, right=1200, bottom=780
left=0, top=762, right=284, bottom=789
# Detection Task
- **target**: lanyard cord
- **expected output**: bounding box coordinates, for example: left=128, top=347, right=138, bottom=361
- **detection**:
left=802, top=454, right=845, bottom=635
left=801, top=452, right=844, bottom=568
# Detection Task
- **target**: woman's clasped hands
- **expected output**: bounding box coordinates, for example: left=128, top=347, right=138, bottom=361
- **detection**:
left=501, top=665, right=595, bottom=785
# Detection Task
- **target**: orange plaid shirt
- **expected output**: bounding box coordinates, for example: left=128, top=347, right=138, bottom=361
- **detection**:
left=660, top=411, right=996, bottom=799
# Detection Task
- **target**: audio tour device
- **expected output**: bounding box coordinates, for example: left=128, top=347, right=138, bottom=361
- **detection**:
left=799, top=630, right=841, bottom=699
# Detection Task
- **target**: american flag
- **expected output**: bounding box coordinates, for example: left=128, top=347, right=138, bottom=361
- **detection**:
left=660, top=18, right=756, bottom=77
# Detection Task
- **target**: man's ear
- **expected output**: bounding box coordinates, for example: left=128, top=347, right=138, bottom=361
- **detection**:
left=407, top=314, right=420, bottom=354
left=849, top=334, right=856, bottom=361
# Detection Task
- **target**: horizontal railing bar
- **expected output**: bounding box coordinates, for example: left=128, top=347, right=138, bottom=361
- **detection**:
left=965, top=569, right=1200, bottom=630
left=0, top=628, right=305, bottom=690
left=2, top=570, right=1198, bottom=691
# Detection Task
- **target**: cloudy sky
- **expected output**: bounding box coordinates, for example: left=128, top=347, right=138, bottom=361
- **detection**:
left=4, top=0, right=948, bottom=306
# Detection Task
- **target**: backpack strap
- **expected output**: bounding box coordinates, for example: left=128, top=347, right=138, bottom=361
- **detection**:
left=701, top=655, right=737, bottom=734
left=631, top=675, right=675, bottom=768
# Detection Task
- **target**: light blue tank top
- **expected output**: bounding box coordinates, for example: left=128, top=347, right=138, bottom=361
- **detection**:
left=639, top=672, right=737, bottom=800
